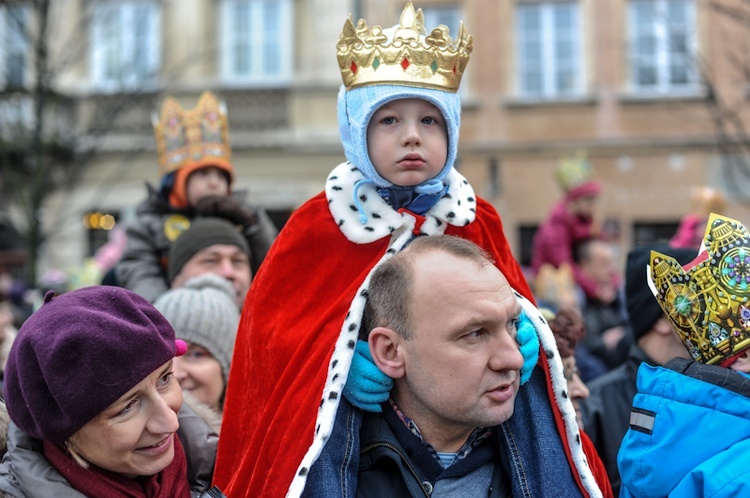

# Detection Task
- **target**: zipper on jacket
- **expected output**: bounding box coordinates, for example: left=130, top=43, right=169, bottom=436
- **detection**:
left=361, top=442, right=432, bottom=497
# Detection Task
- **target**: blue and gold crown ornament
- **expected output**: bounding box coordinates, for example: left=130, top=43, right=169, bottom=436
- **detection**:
left=649, top=213, right=750, bottom=365
left=336, top=1, right=473, bottom=91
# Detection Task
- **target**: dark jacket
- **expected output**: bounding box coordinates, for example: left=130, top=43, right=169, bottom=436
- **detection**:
left=356, top=364, right=610, bottom=498
left=117, top=186, right=277, bottom=303
left=358, top=410, right=509, bottom=498
left=579, top=289, right=631, bottom=373
left=0, top=403, right=218, bottom=498
left=579, top=345, right=652, bottom=497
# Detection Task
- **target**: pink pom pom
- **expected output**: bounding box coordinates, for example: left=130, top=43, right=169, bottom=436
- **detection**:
left=174, top=339, right=188, bottom=357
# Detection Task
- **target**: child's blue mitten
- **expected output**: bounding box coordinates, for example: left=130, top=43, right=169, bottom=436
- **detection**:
left=343, top=340, right=393, bottom=412
left=517, top=311, right=539, bottom=385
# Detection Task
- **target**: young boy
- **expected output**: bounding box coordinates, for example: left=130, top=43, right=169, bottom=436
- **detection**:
left=116, top=91, right=277, bottom=303
left=618, top=213, right=750, bottom=496
left=215, top=4, right=610, bottom=497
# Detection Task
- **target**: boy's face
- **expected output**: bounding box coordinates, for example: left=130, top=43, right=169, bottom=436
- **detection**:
left=186, top=166, right=230, bottom=206
left=366, top=98, right=448, bottom=187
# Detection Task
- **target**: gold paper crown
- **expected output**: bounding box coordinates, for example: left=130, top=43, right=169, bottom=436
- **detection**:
left=336, top=1, right=473, bottom=91
left=152, top=91, right=232, bottom=176
left=556, top=150, right=596, bottom=192
left=649, top=213, right=750, bottom=365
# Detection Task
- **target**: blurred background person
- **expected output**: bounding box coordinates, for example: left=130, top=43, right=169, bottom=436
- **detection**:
left=670, top=186, right=727, bottom=250
left=574, top=238, right=629, bottom=382
left=580, top=242, right=695, bottom=496
left=545, top=306, right=590, bottom=430
left=532, top=150, right=607, bottom=304
left=116, top=91, right=276, bottom=303
left=154, top=274, right=240, bottom=432
left=166, top=217, right=253, bottom=309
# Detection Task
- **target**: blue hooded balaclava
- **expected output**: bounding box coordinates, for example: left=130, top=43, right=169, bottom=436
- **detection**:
left=337, top=83, right=461, bottom=218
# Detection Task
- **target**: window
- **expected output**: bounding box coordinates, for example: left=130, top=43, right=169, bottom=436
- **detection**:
left=516, top=2, right=583, bottom=100
left=90, top=1, right=160, bottom=91
left=220, top=0, right=293, bottom=86
left=422, top=5, right=461, bottom=37
left=628, top=0, right=698, bottom=95
left=0, top=4, right=28, bottom=89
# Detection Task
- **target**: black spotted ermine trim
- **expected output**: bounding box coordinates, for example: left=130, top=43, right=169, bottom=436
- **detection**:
left=325, top=162, right=477, bottom=243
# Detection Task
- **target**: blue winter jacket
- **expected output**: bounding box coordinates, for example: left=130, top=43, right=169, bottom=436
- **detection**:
left=617, top=357, right=750, bottom=497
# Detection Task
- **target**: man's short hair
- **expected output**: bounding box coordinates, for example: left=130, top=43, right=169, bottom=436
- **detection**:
left=361, top=235, right=494, bottom=340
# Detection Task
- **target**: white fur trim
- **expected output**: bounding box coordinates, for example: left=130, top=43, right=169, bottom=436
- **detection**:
left=515, top=293, right=604, bottom=498
left=325, top=162, right=477, bottom=244
left=287, top=215, right=416, bottom=497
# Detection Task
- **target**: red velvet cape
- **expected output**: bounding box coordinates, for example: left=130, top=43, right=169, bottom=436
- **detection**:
left=214, top=184, right=611, bottom=497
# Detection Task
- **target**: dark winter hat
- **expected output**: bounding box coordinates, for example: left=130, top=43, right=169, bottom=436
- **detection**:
left=626, top=243, right=695, bottom=341
left=154, top=274, right=239, bottom=382
left=167, top=217, right=249, bottom=283
left=3, top=286, right=186, bottom=444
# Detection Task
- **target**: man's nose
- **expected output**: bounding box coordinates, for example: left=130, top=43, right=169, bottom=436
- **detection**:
left=488, top=333, right=525, bottom=373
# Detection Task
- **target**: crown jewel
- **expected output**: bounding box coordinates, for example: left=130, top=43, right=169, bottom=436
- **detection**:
left=649, top=213, right=750, bottom=365
left=336, top=2, right=473, bottom=91
left=152, top=91, right=231, bottom=176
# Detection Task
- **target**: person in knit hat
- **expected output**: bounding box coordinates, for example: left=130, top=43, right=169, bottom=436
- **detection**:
left=579, top=242, right=694, bottom=496
left=0, top=285, right=221, bottom=498
left=617, top=213, right=750, bottom=497
left=116, top=91, right=277, bottom=304
left=531, top=150, right=610, bottom=304
left=214, top=4, right=612, bottom=497
left=168, top=217, right=252, bottom=308
left=154, top=274, right=239, bottom=423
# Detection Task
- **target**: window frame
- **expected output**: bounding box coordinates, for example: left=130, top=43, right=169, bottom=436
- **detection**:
left=90, top=1, right=161, bottom=93
left=627, top=0, right=699, bottom=96
left=515, top=1, right=585, bottom=101
left=0, top=4, right=29, bottom=90
left=219, top=0, right=293, bottom=87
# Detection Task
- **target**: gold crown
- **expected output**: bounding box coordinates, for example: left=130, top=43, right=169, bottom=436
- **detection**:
left=649, top=213, right=750, bottom=365
left=336, top=1, right=473, bottom=91
left=152, top=91, right=232, bottom=176
left=556, top=150, right=596, bottom=192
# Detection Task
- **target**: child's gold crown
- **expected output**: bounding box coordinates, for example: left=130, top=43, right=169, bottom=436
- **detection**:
left=336, top=1, right=473, bottom=92
left=152, top=91, right=232, bottom=176
left=649, top=213, right=750, bottom=365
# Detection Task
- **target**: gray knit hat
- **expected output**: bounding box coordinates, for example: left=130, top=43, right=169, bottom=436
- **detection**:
left=153, top=274, right=239, bottom=381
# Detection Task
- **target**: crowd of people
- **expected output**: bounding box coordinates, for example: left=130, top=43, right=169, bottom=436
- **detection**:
left=0, top=2, right=748, bottom=497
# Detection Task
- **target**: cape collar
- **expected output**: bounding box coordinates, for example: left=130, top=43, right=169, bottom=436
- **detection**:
left=325, top=162, right=478, bottom=243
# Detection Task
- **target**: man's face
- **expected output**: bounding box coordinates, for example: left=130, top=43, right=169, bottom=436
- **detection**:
left=171, top=244, right=251, bottom=308
left=391, top=251, right=524, bottom=451
left=581, top=241, right=618, bottom=287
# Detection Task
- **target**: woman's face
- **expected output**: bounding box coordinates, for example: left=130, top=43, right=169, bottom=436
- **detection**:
left=172, top=343, right=225, bottom=411
left=69, top=361, right=182, bottom=478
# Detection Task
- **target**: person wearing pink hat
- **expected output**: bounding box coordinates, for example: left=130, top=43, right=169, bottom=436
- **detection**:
left=532, top=150, right=611, bottom=304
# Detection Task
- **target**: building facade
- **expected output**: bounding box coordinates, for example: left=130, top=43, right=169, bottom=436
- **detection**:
left=2, top=0, right=750, bottom=280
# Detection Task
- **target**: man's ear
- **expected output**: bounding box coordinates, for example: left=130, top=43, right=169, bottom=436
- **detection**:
left=368, top=327, right=406, bottom=379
